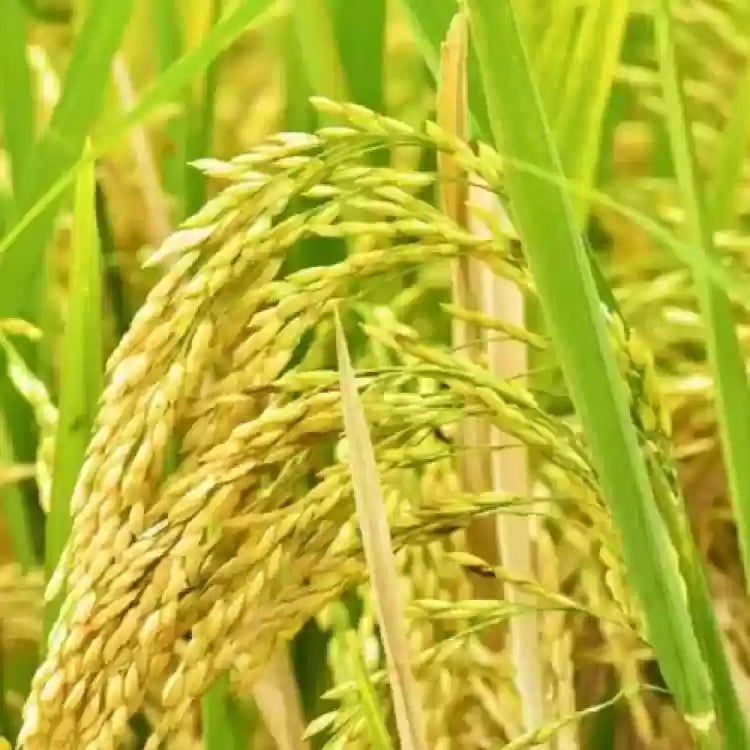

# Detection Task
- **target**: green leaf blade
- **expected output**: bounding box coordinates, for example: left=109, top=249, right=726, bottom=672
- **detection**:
left=555, top=0, right=630, bottom=225
left=291, top=0, right=350, bottom=113
left=0, top=0, right=35, bottom=206
left=0, top=411, right=37, bottom=571
left=328, top=0, right=386, bottom=113
left=465, top=0, right=718, bottom=741
left=0, top=0, right=135, bottom=325
left=44, top=144, right=103, bottom=633
left=0, top=0, right=276, bottom=322
left=655, top=3, right=750, bottom=744
left=153, top=0, right=189, bottom=220
left=202, top=673, right=239, bottom=750
left=184, top=0, right=224, bottom=216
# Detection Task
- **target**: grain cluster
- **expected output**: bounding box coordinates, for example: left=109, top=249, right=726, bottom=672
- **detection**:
left=18, top=101, right=676, bottom=749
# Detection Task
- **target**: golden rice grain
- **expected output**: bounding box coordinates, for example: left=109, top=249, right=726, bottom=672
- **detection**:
left=17, top=102, right=677, bottom=748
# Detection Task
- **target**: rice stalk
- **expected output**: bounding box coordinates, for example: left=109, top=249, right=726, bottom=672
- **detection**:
left=437, top=9, right=549, bottom=743
left=471, top=182, right=550, bottom=745
left=437, top=13, right=495, bottom=591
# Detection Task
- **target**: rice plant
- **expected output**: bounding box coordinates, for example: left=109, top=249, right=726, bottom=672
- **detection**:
left=2, top=1, right=750, bottom=749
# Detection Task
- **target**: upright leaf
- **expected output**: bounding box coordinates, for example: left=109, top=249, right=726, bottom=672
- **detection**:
left=465, top=0, right=718, bottom=744
left=328, top=0, right=386, bottom=112
left=0, top=0, right=35, bottom=206
left=532, top=0, right=578, bottom=116
left=153, top=0, right=189, bottom=219
left=655, top=3, right=750, bottom=743
left=291, top=0, right=349, bottom=115
left=0, top=0, right=277, bottom=320
left=555, top=0, right=630, bottom=225
left=0, top=322, right=38, bottom=574
left=44, top=145, right=103, bottom=632
left=0, top=0, right=43, bottom=503
left=0, top=410, right=36, bottom=570
left=708, top=57, right=750, bottom=230
left=0, top=0, right=136, bottom=323
left=277, top=10, right=316, bottom=132
left=185, top=0, right=223, bottom=216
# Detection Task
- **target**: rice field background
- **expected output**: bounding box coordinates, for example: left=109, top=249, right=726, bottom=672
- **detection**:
left=1, top=1, right=750, bottom=748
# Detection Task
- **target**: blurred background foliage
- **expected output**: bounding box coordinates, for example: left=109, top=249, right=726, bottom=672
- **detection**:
left=2, top=1, right=750, bottom=748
